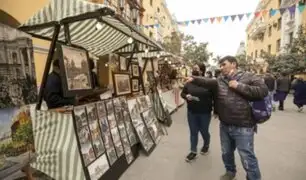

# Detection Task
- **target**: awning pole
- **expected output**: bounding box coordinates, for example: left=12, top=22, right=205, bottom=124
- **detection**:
left=36, top=24, right=61, bottom=110
left=64, top=23, right=71, bottom=45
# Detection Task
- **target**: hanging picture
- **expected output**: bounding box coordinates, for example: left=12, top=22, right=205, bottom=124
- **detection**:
left=146, top=71, right=156, bottom=86
left=119, top=56, right=127, bottom=71
left=96, top=101, right=117, bottom=166
left=87, top=154, right=109, bottom=180
left=58, top=44, right=93, bottom=97
left=131, top=78, right=139, bottom=92
left=0, top=23, right=38, bottom=109
left=112, top=72, right=132, bottom=96
left=131, top=62, right=139, bottom=77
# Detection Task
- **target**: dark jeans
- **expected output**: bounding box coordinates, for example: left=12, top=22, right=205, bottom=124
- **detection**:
left=187, top=111, right=211, bottom=153
left=220, top=123, right=261, bottom=180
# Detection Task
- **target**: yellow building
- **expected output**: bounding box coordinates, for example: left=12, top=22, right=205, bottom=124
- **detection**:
left=142, top=0, right=179, bottom=43
left=1, top=0, right=51, bottom=86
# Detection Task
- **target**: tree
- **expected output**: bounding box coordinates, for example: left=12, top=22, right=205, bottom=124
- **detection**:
left=182, top=34, right=212, bottom=64
left=212, top=55, right=222, bottom=63
left=162, top=31, right=183, bottom=55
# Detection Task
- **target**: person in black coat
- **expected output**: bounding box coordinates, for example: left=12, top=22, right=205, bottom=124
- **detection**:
left=43, top=59, right=77, bottom=109
left=181, top=63, right=217, bottom=162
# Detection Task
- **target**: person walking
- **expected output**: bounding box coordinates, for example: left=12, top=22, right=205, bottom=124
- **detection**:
left=181, top=63, right=217, bottom=162
left=292, top=78, right=306, bottom=112
left=275, top=73, right=291, bottom=110
left=186, top=56, right=268, bottom=180
left=264, top=72, right=276, bottom=110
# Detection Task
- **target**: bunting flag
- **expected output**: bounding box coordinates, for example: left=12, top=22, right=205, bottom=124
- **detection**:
left=142, top=3, right=305, bottom=28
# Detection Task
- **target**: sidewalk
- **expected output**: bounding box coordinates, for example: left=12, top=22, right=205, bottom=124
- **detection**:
left=121, top=96, right=306, bottom=180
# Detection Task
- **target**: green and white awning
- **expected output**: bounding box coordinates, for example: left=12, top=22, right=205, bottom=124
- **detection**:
left=19, top=0, right=162, bottom=57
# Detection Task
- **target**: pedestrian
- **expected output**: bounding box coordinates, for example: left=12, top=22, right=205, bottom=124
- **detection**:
left=292, top=77, right=306, bottom=112
left=181, top=63, right=217, bottom=162
left=263, top=72, right=276, bottom=110
left=275, top=72, right=291, bottom=110
left=186, top=56, right=268, bottom=180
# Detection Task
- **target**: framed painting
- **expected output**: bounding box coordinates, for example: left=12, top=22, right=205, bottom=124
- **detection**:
left=119, top=56, right=127, bottom=71
left=112, top=72, right=132, bottom=96
left=57, top=44, right=93, bottom=97
left=131, top=62, right=139, bottom=77
left=131, top=78, right=139, bottom=92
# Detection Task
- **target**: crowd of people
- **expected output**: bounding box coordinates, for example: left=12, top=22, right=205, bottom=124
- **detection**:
left=181, top=56, right=306, bottom=180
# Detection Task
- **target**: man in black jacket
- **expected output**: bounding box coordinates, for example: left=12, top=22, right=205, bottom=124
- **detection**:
left=44, top=59, right=77, bottom=109
left=186, top=56, right=268, bottom=180
left=264, top=73, right=276, bottom=110
left=181, top=63, right=217, bottom=162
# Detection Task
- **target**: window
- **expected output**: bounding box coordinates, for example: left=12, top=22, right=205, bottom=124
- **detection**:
left=149, top=31, right=153, bottom=38
left=278, top=17, right=282, bottom=30
left=278, top=0, right=282, bottom=7
left=276, top=39, right=281, bottom=52
left=268, top=45, right=272, bottom=54
left=289, top=32, right=294, bottom=45
left=255, top=50, right=258, bottom=58
left=260, top=49, right=264, bottom=57
left=268, top=26, right=272, bottom=36
left=12, top=52, right=18, bottom=64
left=157, top=7, right=160, bottom=13
left=150, top=0, right=153, bottom=6
left=22, top=48, right=29, bottom=65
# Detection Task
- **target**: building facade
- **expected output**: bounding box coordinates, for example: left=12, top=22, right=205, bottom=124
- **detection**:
left=280, top=0, right=306, bottom=53
left=142, top=0, right=179, bottom=43
left=236, top=41, right=246, bottom=56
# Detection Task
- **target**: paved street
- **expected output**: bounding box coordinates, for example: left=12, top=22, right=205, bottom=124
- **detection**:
left=121, top=95, right=306, bottom=180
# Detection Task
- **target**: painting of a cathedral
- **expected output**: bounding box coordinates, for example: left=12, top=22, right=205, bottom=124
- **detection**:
left=0, top=23, right=37, bottom=108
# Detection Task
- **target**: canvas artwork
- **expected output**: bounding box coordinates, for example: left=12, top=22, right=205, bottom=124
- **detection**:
left=73, top=105, right=88, bottom=130
left=88, top=121, right=105, bottom=157
left=145, top=95, right=152, bottom=108
left=113, top=73, right=131, bottom=96
left=87, top=154, right=109, bottom=180
left=99, top=116, right=110, bottom=135
left=101, top=131, right=117, bottom=166
left=131, top=63, right=139, bottom=77
left=96, top=101, right=107, bottom=118
left=105, top=100, right=114, bottom=114
left=135, top=123, right=155, bottom=153
left=121, top=136, right=134, bottom=164
left=86, top=103, right=99, bottom=122
left=110, top=128, right=124, bottom=157
left=119, top=56, right=127, bottom=71
left=142, top=108, right=155, bottom=125
left=146, top=71, right=156, bottom=87
left=131, top=79, right=139, bottom=92
left=60, top=45, right=92, bottom=91
left=147, top=121, right=163, bottom=143
left=123, top=111, right=137, bottom=146
left=137, top=95, right=150, bottom=112
left=127, top=99, right=143, bottom=127
left=0, top=23, right=38, bottom=109
left=113, top=98, right=124, bottom=125
left=77, top=126, right=95, bottom=166
left=107, top=113, right=117, bottom=129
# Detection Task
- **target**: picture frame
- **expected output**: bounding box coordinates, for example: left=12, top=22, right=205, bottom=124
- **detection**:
left=119, top=56, right=127, bottom=71
left=146, top=71, right=156, bottom=86
left=112, top=72, right=132, bottom=97
left=141, top=108, right=163, bottom=144
left=131, top=62, right=139, bottom=77
left=131, top=78, right=140, bottom=92
left=57, top=43, right=93, bottom=97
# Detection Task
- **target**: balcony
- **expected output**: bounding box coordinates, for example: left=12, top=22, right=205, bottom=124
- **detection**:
left=249, top=21, right=266, bottom=40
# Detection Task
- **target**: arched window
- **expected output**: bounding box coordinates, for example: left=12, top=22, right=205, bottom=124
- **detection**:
left=12, top=52, right=18, bottom=64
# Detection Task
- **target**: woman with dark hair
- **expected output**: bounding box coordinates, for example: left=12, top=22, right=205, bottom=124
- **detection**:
left=181, top=63, right=217, bottom=162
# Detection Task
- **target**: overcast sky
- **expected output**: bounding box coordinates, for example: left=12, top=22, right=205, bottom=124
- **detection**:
left=165, top=0, right=260, bottom=59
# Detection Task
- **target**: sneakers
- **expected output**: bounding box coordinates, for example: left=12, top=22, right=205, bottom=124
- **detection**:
left=185, top=152, right=197, bottom=162
left=220, top=172, right=236, bottom=180
left=200, top=146, right=209, bottom=155
left=298, top=107, right=303, bottom=112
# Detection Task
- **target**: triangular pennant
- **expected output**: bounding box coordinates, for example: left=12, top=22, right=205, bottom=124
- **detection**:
left=185, top=21, right=189, bottom=26
left=210, top=17, right=215, bottom=23
left=261, top=9, right=268, bottom=17
left=150, top=25, right=154, bottom=28
left=255, top=11, right=261, bottom=17
left=155, top=24, right=160, bottom=28
left=197, top=19, right=202, bottom=24
left=279, top=8, right=286, bottom=15
left=203, top=18, right=209, bottom=23
left=231, top=15, right=236, bottom=21
left=288, top=5, right=296, bottom=16
left=191, top=20, right=195, bottom=24
left=224, top=16, right=229, bottom=22
left=217, top=17, right=223, bottom=23
left=246, top=13, right=252, bottom=18
left=298, top=5, right=306, bottom=13
left=269, top=9, right=277, bottom=16
left=238, top=14, right=244, bottom=21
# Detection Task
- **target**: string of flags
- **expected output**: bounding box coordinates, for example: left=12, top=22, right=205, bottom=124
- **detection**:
left=142, top=3, right=306, bottom=28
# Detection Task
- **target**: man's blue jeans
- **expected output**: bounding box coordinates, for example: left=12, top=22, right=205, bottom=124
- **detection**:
left=187, top=111, right=211, bottom=153
left=220, top=123, right=261, bottom=180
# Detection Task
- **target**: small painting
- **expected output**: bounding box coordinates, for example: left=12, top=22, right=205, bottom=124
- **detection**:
left=87, top=154, right=109, bottom=180
left=112, top=72, right=131, bottom=96
left=131, top=79, right=139, bottom=92
left=131, top=63, right=139, bottom=77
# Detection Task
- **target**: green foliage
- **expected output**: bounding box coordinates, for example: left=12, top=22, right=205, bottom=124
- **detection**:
left=264, top=25, right=306, bottom=74
left=182, top=34, right=212, bottom=64
left=0, top=75, right=15, bottom=108
left=13, top=122, right=34, bottom=145
left=162, top=31, right=183, bottom=55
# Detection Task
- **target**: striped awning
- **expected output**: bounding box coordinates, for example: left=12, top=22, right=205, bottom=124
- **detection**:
left=19, top=0, right=162, bottom=57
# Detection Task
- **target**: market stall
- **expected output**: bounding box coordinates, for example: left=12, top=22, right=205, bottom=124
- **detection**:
left=14, top=0, right=170, bottom=179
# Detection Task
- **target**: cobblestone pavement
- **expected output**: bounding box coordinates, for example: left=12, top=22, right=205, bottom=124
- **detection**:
left=121, top=96, right=306, bottom=180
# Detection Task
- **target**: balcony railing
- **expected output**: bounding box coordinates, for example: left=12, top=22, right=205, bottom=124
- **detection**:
left=249, top=21, right=266, bottom=40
